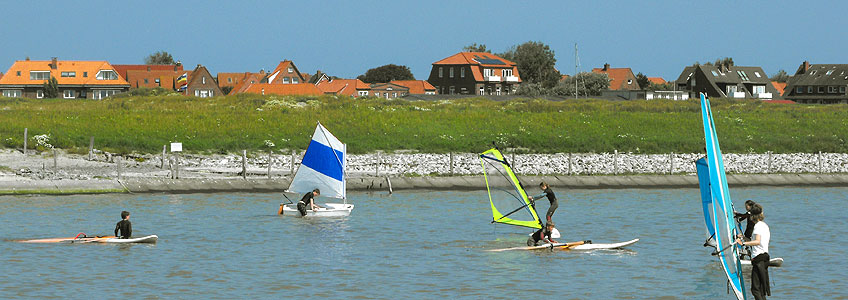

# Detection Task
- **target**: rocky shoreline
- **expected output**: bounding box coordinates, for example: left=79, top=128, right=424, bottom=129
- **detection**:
left=1, top=149, right=848, bottom=194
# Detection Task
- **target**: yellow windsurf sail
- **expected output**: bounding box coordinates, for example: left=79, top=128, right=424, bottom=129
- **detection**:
left=479, top=148, right=542, bottom=229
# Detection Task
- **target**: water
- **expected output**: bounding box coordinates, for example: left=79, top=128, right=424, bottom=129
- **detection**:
left=0, top=187, right=845, bottom=299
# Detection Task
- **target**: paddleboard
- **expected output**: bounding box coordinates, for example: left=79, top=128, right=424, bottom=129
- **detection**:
left=740, top=257, right=783, bottom=267
left=19, top=235, right=158, bottom=244
left=488, top=238, right=638, bottom=252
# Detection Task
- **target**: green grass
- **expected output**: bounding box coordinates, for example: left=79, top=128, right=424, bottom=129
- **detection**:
left=0, top=94, right=847, bottom=154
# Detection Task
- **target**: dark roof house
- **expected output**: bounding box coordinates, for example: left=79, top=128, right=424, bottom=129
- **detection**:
left=674, top=64, right=778, bottom=99
left=783, top=61, right=848, bottom=104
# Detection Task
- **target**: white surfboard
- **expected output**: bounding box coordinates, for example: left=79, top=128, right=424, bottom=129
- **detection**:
left=487, top=238, right=639, bottom=252
left=19, top=234, right=158, bottom=244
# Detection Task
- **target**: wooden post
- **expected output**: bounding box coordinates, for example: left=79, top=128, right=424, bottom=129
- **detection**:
left=375, top=151, right=381, bottom=177
left=88, top=136, right=94, bottom=161
left=23, top=128, right=27, bottom=156
left=669, top=152, right=674, bottom=175
left=160, top=145, right=166, bottom=169
left=386, top=176, right=393, bottom=194
left=818, top=151, right=823, bottom=174
left=568, top=153, right=573, bottom=175
left=767, top=151, right=772, bottom=173
left=613, top=150, right=618, bottom=175
left=53, top=149, right=58, bottom=171
left=169, top=156, right=174, bottom=179
left=242, top=150, right=247, bottom=179
left=117, top=156, right=122, bottom=180
left=290, top=150, right=296, bottom=176
left=449, top=152, right=454, bottom=176
left=267, top=151, right=272, bottom=179
left=175, top=153, right=180, bottom=179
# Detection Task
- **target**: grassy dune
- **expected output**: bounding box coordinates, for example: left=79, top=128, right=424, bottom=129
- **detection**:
left=0, top=95, right=846, bottom=154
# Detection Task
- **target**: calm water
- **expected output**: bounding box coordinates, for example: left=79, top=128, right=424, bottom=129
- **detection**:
left=0, top=187, right=845, bottom=299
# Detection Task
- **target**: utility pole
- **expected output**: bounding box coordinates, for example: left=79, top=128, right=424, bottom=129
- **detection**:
left=574, top=43, right=579, bottom=98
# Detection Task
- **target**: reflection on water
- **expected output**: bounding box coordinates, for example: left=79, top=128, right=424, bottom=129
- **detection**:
left=0, top=187, right=845, bottom=298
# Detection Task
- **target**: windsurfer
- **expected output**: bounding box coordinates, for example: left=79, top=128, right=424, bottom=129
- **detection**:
left=734, top=200, right=758, bottom=239
left=735, top=209, right=771, bottom=300
left=297, top=189, right=322, bottom=216
left=114, top=211, right=132, bottom=239
left=527, top=222, right=558, bottom=246
left=528, top=182, right=558, bottom=223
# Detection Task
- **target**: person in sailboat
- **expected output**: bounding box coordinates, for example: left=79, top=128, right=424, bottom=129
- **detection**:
left=527, top=222, right=559, bottom=246
left=296, top=189, right=322, bottom=216
left=735, top=207, right=771, bottom=300
left=528, top=182, right=559, bottom=223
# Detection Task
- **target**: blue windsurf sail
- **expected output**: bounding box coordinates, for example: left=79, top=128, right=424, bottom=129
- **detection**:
left=695, top=157, right=716, bottom=247
left=700, top=94, right=747, bottom=300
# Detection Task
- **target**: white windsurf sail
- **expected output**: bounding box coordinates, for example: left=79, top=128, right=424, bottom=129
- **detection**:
left=288, top=122, right=346, bottom=200
left=700, top=94, right=747, bottom=300
left=479, top=148, right=542, bottom=229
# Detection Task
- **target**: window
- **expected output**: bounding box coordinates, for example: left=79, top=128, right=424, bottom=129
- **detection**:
left=808, top=86, right=813, bottom=93
left=811, top=70, right=817, bottom=75
left=283, top=77, right=290, bottom=84
left=16, top=71, right=21, bottom=76
left=449, top=67, right=454, bottom=78
left=63, top=90, right=75, bottom=99
left=753, top=85, right=765, bottom=94
left=797, top=86, right=803, bottom=94
left=287, top=67, right=293, bottom=73
left=60, top=71, right=76, bottom=77
left=95, top=70, right=118, bottom=80
left=202, top=77, right=206, bottom=84
left=502, top=69, right=513, bottom=77
left=2, top=90, right=22, bottom=97
left=691, top=77, right=696, bottom=87
left=30, top=71, right=50, bottom=80
left=737, top=70, right=750, bottom=81
left=726, top=85, right=737, bottom=95
left=829, top=86, right=837, bottom=93
left=292, top=77, right=299, bottom=84
left=449, top=86, right=455, bottom=94
left=375, top=92, right=380, bottom=97
left=460, top=68, right=465, bottom=78
left=496, top=86, right=501, bottom=95
left=195, top=89, right=213, bottom=98
left=484, top=69, right=493, bottom=77
left=479, top=87, right=484, bottom=95
left=439, top=67, right=443, bottom=78
left=155, top=78, right=160, bottom=84
left=711, top=70, right=719, bottom=76
left=627, top=79, right=633, bottom=85
left=754, top=72, right=761, bottom=78
left=93, top=90, right=120, bottom=100
left=826, top=70, right=834, bottom=75
left=392, top=92, right=397, bottom=98
left=818, top=86, right=825, bottom=93
left=227, top=78, right=232, bottom=83
left=358, top=91, right=368, bottom=97
left=144, top=79, right=149, bottom=84
left=36, top=90, right=44, bottom=98
left=83, top=72, right=87, bottom=77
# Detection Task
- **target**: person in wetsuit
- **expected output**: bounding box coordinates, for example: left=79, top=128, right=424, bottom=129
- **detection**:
left=296, top=189, right=321, bottom=216
left=734, top=200, right=758, bottom=240
left=736, top=207, right=771, bottom=300
left=114, top=211, right=132, bottom=239
left=529, top=182, right=558, bottom=223
left=527, top=222, right=558, bottom=246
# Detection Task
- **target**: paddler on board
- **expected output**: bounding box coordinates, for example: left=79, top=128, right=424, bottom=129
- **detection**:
left=527, top=222, right=560, bottom=246
left=528, top=182, right=559, bottom=223
left=114, top=211, right=132, bottom=239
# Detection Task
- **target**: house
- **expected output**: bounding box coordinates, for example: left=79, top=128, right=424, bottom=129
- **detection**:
left=112, top=64, right=184, bottom=88
left=771, top=81, right=786, bottom=97
left=783, top=61, right=848, bottom=104
left=228, top=72, right=267, bottom=95
left=184, top=64, right=223, bottom=98
left=427, top=52, right=521, bottom=95
left=265, top=60, right=305, bottom=84
left=648, top=77, right=666, bottom=85
left=241, top=83, right=322, bottom=96
left=217, top=70, right=266, bottom=90
left=390, top=80, right=436, bottom=95
left=125, top=69, right=193, bottom=90
left=316, top=78, right=371, bottom=97
left=592, top=64, right=640, bottom=91
left=674, top=64, right=778, bottom=99
left=0, top=57, right=129, bottom=99
left=308, top=70, right=332, bottom=84
left=369, top=82, right=410, bottom=99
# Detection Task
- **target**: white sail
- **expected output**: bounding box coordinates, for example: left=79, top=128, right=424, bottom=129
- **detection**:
left=288, top=122, right=346, bottom=199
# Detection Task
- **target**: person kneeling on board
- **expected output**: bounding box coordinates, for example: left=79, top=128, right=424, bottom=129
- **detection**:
left=296, top=189, right=322, bottom=216
left=527, top=222, right=559, bottom=246
left=735, top=207, right=771, bottom=300
left=114, top=211, right=132, bottom=239
left=528, top=182, right=558, bottom=224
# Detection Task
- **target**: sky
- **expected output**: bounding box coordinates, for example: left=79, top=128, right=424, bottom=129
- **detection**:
left=1, top=1, right=846, bottom=81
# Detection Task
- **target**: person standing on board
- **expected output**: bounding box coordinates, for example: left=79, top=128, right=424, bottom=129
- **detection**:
left=114, top=211, right=132, bottom=239
left=296, top=189, right=322, bottom=216
left=527, top=222, right=559, bottom=246
left=735, top=205, right=771, bottom=300
left=528, top=182, right=558, bottom=223
left=734, top=200, right=758, bottom=240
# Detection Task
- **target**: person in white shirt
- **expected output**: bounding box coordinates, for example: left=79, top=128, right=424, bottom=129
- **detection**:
left=735, top=204, right=771, bottom=300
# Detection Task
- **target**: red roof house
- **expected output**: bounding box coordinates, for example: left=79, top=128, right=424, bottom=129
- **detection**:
left=592, top=63, right=640, bottom=91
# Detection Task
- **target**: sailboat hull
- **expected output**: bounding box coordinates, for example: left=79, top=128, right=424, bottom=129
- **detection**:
left=281, top=203, right=354, bottom=217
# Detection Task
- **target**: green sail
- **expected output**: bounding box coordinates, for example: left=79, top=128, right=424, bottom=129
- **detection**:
left=479, top=148, right=542, bottom=229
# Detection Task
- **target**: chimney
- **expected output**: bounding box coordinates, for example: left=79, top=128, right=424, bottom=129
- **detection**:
left=603, top=63, right=610, bottom=71
left=25, top=57, right=30, bottom=61
left=802, top=61, right=811, bottom=73
left=51, top=57, right=58, bottom=69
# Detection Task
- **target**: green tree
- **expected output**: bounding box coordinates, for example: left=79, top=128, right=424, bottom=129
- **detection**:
left=635, top=73, right=650, bottom=90
left=771, top=69, right=789, bottom=83
left=144, top=51, right=176, bottom=65
left=552, top=72, right=611, bottom=97
left=42, top=76, right=59, bottom=98
left=515, top=82, right=549, bottom=96
left=462, top=43, right=490, bottom=53
left=704, top=57, right=734, bottom=69
left=357, top=64, right=414, bottom=83
left=499, top=41, right=560, bottom=88
left=221, top=86, right=234, bottom=95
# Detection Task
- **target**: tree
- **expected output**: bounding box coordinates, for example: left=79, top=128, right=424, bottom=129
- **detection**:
left=704, top=57, right=734, bottom=69
left=498, top=41, right=560, bottom=88
left=771, top=69, right=789, bottom=83
left=462, top=43, right=490, bottom=53
left=144, top=51, right=176, bottom=65
left=357, top=64, right=414, bottom=83
left=635, top=73, right=650, bottom=90
left=221, top=86, right=234, bottom=95
left=42, top=76, right=59, bottom=98
left=552, top=72, right=611, bottom=97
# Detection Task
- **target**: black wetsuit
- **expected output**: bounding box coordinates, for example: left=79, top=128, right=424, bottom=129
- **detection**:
left=114, top=219, right=132, bottom=238
left=532, top=188, right=558, bottom=221
left=297, top=192, right=315, bottom=216
left=527, top=228, right=554, bottom=246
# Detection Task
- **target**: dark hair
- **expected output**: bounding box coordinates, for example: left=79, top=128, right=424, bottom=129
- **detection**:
left=749, top=203, right=762, bottom=215
left=539, top=182, right=548, bottom=188
left=745, top=200, right=756, bottom=207
left=121, top=211, right=130, bottom=219
left=312, top=189, right=320, bottom=194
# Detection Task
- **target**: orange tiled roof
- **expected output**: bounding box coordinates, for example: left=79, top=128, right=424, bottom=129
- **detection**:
left=125, top=70, right=192, bottom=89
left=648, top=77, right=666, bottom=84
left=242, top=83, right=322, bottom=96
left=316, top=79, right=370, bottom=96
left=432, top=52, right=520, bottom=82
left=390, top=80, right=436, bottom=94
left=229, top=73, right=266, bottom=95
left=592, top=66, right=638, bottom=90
left=112, top=64, right=183, bottom=81
left=0, top=60, right=129, bottom=86
left=267, top=61, right=304, bottom=84
left=771, top=81, right=786, bottom=96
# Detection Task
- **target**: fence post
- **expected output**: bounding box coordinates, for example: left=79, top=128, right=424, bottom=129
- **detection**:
left=160, top=145, right=166, bottom=169
left=242, top=150, right=247, bottom=179
left=376, top=151, right=381, bottom=177
left=449, top=152, right=454, bottom=176
left=614, top=150, right=618, bottom=175
left=818, top=151, right=823, bottom=174
left=290, top=150, right=296, bottom=176
left=175, top=153, right=180, bottom=179
left=767, top=151, right=772, bottom=173
left=169, top=156, right=174, bottom=179
left=23, top=128, right=28, bottom=156
left=568, top=153, right=573, bottom=175
left=117, top=156, right=122, bottom=180
left=88, top=136, right=95, bottom=161
left=267, top=151, right=272, bottom=179
left=669, top=152, right=674, bottom=175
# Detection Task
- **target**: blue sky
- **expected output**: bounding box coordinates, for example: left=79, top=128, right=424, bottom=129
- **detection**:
left=0, top=1, right=844, bottom=81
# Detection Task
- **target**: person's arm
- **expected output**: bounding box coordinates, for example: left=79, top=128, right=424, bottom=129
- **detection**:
left=127, top=222, right=132, bottom=238
left=736, top=233, right=761, bottom=246
left=529, top=194, right=545, bottom=201
left=115, top=222, right=120, bottom=237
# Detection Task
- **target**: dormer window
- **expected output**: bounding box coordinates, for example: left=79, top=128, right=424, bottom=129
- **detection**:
left=754, top=72, right=761, bottom=78
left=61, top=71, right=76, bottom=77
left=30, top=71, right=50, bottom=80
left=502, top=69, right=513, bottom=77
left=826, top=70, right=834, bottom=75
left=95, top=70, right=118, bottom=80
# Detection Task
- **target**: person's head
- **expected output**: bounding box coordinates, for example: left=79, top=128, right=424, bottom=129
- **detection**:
left=748, top=204, right=763, bottom=222
left=744, top=200, right=757, bottom=211
left=312, top=189, right=320, bottom=196
left=539, top=182, right=548, bottom=190
left=545, top=222, right=555, bottom=230
left=121, top=211, right=130, bottom=220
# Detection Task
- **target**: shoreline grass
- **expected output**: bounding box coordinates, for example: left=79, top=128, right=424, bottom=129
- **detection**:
left=1, top=95, right=847, bottom=154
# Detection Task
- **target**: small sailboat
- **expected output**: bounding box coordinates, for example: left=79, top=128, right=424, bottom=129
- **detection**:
left=279, top=122, right=353, bottom=217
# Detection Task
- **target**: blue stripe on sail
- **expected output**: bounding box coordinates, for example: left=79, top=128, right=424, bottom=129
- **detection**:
left=301, top=140, right=344, bottom=182
left=695, top=158, right=716, bottom=237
